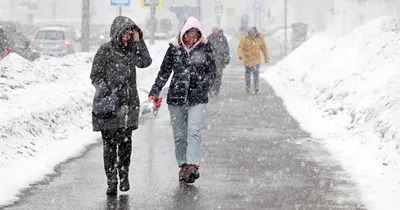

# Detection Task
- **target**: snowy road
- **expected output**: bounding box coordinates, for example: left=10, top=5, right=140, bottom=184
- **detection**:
left=2, top=66, right=366, bottom=210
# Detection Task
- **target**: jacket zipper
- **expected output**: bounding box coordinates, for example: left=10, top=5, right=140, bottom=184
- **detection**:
left=184, top=50, right=191, bottom=106
left=125, top=60, right=130, bottom=128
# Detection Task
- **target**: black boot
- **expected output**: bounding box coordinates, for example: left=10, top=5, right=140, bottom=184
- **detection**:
left=106, top=178, right=118, bottom=196
left=105, top=164, right=118, bottom=196
left=254, top=88, right=259, bottom=95
left=118, top=129, right=133, bottom=192
left=102, top=129, right=119, bottom=196
left=119, top=172, right=130, bottom=192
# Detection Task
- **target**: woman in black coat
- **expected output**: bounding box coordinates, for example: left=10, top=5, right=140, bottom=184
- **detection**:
left=90, top=16, right=152, bottom=195
left=148, top=16, right=216, bottom=184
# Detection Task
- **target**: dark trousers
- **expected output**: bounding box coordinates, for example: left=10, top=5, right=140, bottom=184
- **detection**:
left=211, top=66, right=223, bottom=95
left=245, top=65, right=260, bottom=90
left=101, top=127, right=133, bottom=186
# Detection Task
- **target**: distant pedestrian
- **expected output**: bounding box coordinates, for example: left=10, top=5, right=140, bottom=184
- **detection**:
left=207, top=26, right=230, bottom=96
left=237, top=27, right=269, bottom=94
left=90, top=16, right=152, bottom=196
left=148, top=17, right=216, bottom=184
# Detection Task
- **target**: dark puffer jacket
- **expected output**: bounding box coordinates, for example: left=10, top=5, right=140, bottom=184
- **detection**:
left=149, top=18, right=216, bottom=106
left=90, top=16, right=152, bottom=132
left=207, top=30, right=230, bottom=69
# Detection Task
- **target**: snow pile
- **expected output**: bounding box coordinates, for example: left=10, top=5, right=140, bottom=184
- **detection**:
left=0, top=53, right=95, bottom=165
left=0, top=53, right=98, bottom=205
left=0, top=53, right=92, bottom=93
left=0, top=41, right=169, bottom=206
left=263, top=16, right=400, bottom=210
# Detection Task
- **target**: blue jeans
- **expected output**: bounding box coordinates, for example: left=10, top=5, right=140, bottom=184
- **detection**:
left=245, top=65, right=260, bottom=90
left=168, top=104, right=207, bottom=166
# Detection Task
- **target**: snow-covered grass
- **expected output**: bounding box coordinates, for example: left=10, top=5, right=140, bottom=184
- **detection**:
left=263, top=16, right=400, bottom=210
left=0, top=40, right=169, bottom=206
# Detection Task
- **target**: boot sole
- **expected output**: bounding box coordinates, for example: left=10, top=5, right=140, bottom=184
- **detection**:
left=120, top=187, right=130, bottom=192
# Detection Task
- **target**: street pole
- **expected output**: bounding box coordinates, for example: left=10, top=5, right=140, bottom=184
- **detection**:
left=197, top=0, right=201, bottom=20
left=254, top=0, right=260, bottom=28
left=149, top=0, right=156, bottom=45
left=52, top=0, right=57, bottom=20
left=81, top=0, right=91, bottom=52
left=119, top=6, right=122, bottom=16
left=284, top=0, right=288, bottom=56
left=258, top=0, right=262, bottom=30
left=10, top=0, right=15, bottom=21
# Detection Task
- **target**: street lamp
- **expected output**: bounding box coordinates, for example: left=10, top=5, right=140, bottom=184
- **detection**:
left=81, top=0, right=91, bottom=52
left=51, top=0, right=57, bottom=20
left=284, top=0, right=288, bottom=56
left=197, top=0, right=201, bottom=20
left=149, top=0, right=157, bottom=45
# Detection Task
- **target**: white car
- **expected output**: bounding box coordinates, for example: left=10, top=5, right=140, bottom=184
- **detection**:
left=30, top=27, right=76, bottom=56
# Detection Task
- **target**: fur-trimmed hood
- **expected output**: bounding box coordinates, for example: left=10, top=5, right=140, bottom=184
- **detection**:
left=178, top=17, right=205, bottom=53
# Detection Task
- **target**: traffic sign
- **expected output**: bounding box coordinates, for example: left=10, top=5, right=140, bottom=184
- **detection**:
left=214, top=4, right=224, bottom=16
left=141, top=0, right=162, bottom=9
left=241, top=14, right=249, bottom=23
left=225, top=7, right=236, bottom=18
left=111, top=0, right=130, bottom=7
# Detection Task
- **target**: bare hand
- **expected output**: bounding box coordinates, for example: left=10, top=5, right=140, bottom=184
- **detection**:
left=148, top=96, right=156, bottom=102
left=133, top=30, right=140, bottom=42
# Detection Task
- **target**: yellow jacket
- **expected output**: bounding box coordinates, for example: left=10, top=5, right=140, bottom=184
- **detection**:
left=237, top=34, right=269, bottom=67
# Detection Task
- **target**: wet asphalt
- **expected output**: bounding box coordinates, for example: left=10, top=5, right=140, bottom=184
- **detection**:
left=2, top=66, right=366, bottom=210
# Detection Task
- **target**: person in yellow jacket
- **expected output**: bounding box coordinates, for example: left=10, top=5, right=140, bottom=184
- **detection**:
left=237, top=27, right=269, bottom=94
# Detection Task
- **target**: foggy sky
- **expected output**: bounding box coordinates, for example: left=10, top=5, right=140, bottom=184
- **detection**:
left=0, top=0, right=333, bottom=33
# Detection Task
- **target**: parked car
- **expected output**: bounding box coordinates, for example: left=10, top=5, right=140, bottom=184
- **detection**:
left=90, top=24, right=109, bottom=47
left=30, top=27, right=77, bottom=56
left=0, top=25, right=39, bottom=61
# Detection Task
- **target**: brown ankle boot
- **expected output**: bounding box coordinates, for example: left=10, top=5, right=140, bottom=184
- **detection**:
left=185, top=164, right=200, bottom=183
left=178, top=164, right=187, bottom=182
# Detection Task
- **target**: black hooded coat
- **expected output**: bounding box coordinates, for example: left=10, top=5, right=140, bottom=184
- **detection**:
left=148, top=19, right=216, bottom=107
left=207, top=30, right=230, bottom=69
left=90, top=16, right=152, bottom=132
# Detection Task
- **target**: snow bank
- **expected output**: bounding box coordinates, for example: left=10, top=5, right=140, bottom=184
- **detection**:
left=328, top=0, right=400, bottom=36
left=263, top=16, right=400, bottom=210
left=0, top=41, right=169, bottom=206
left=0, top=53, right=98, bottom=205
left=0, top=53, right=92, bottom=93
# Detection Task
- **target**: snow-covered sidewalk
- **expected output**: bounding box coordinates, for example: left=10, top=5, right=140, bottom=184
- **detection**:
left=263, top=17, right=399, bottom=210
left=0, top=41, right=169, bottom=206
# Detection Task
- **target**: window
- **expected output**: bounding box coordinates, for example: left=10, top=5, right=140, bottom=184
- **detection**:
left=35, top=30, right=65, bottom=40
